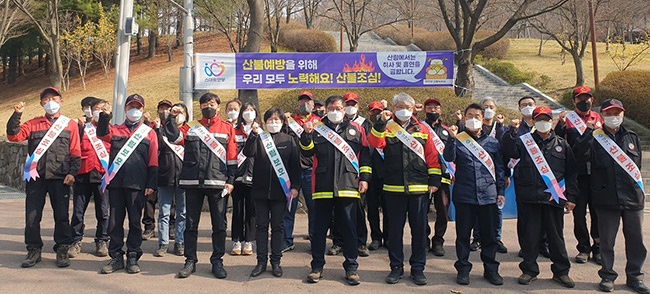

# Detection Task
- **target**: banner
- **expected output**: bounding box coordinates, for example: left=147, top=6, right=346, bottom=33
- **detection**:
left=195, top=51, right=455, bottom=90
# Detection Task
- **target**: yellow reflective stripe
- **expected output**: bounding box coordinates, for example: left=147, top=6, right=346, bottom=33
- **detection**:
left=338, top=190, right=360, bottom=198
left=312, top=192, right=333, bottom=199
left=359, top=166, right=372, bottom=174
left=428, top=168, right=441, bottom=175
left=382, top=184, right=429, bottom=193
left=411, top=132, right=428, bottom=140
left=441, top=178, right=451, bottom=185
left=299, top=140, right=314, bottom=151
left=312, top=190, right=360, bottom=199
left=385, top=132, right=396, bottom=138
left=408, top=185, right=429, bottom=192
left=371, top=128, right=385, bottom=138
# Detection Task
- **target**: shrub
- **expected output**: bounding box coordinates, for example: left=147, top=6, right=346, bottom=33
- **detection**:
left=374, top=25, right=429, bottom=46
left=280, top=28, right=338, bottom=52
left=595, top=70, right=650, bottom=128
left=413, top=30, right=509, bottom=60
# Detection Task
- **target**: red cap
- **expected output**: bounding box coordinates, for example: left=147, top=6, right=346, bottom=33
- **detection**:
left=157, top=99, right=173, bottom=108
left=125, top=94, right=145, bottom=107
left=573, top=85, right=592, bottom=98
left=423, top=98, right=441, bottom=107
left=368, top=101, right=384, bottom=112
left=40, top=87, right=61, bottom=100
left=298, top=91, right=313, bottom=100
left=600, top=99, right=625, bottom=111
left=533, top=106, right=552, bottom=119
left=343, top=92, right=359, bottom=103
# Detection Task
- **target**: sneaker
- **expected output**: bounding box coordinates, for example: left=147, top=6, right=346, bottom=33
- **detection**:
left=496, top=241, right=508, bottom=254
left=593, top=252, right=602, bottom=265
left=56, top=245, right=70, bottom=268
left=431, top=245, right=445, bottom=257
left=345, top=271, right=360, bottom=286
left=242, top=242, right=253, bottom=255
left=212, top=261, right=227, bottom=279
left=327, top=244, right=342, bottom=255
left=101, top=254, right=125, bottom=274
left=178, top=260, right=196, bottom=278
left=599, top=278, right=614, bottom=292
left=385, top=267, right=404, bottom=284
left=469, top=240, right=480, bottom=251
left=627, top=280, right=650, bottom=294
left=575, top=252, right=589, bottom=263
left=552, top=274, right=575, bottom=288
left=68, top=242, right=81, bottom=258
left=307, top=269, right=323, bottom=283
left=21, top=249, right=42, bottom=268
left=96, top=241, right=108, bottom=257
left=518, top=273, right=538, bottom=285
left=142, top=229, right=155, bottom=240
left=358, top=245, right=370, bottom=257
left=174, top=243, right=185, bottom=256
left=126, top=252, right=140, bottom=274
left=483, top=271, right=503, bottom=285
left=231, top=241, right=242, bottom=255
left=457, top=272, right=470, bottom=285
left=154, top=244, right=168, bottom=257
left=368, top=240, right=381, bottom=250
left=281, top=242, right=295, bottom=253
left=410, top=270, right=427, bottom=285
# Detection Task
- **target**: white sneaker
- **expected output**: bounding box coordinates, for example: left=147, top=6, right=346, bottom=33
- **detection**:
left=231, top=241, right=242, bottom=255
left=242, top=242, right=253, bottom=255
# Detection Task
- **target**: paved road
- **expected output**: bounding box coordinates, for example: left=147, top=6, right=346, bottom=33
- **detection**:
left=0, top=198, right=648, bottom=293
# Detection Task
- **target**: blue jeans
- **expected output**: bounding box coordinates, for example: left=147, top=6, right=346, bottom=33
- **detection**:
left=158, top=186, right=186, bottom=245
left=283, top=169, right=314, bottom=245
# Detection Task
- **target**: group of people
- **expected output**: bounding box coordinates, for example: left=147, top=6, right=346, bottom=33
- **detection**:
left=6, top=85, right=646, bottom=293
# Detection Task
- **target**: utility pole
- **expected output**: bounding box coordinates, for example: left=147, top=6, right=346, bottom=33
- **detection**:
left=340, top=0, right=344, bottom=52
left=180, top=0, right=194, bottom=120
left=588, top=0, right=599, bottom=87
left=113, top=0, right=135, bottom=125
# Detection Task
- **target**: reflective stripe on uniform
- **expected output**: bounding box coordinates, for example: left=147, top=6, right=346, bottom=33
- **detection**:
left=299, top=140, right=314, bottom=150
left=359, top=166, right=372, bottom=174
left=411, top=132, right=428, bottom=140
left=371, top=128, right=385, bottom=138
left=312, top=190, right=360, bottom=199
left=179, top=179, right=199, bottom=186
left=441, top=178, right=451, bottom=185
left=428, top=168, right=441, bottom=175
left=382, top=184, right=429, bottom=193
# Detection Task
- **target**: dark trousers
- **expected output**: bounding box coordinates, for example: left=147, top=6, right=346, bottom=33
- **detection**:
left=595, top=207, right=646, bottom=282
left=71, top=182, right=109, bottom=243
left=107, top=188, right=145, bottom=258
left=142, top=190, right=157, bottom=231
left=454, top=202, right=499, bottom=274
left=517, top=201, right=548, bottom=251
left=366, top=177, right=388, bottom=243
left=428, top=184, right=450, bottom=247
left=25, top=179, right=73, bottom=251
left=184, top=188, right=227, bottom=264
left=332, top=197, right=368, bottom=247
left=385, top=193, right=429, bottom=271
left=573, top=175, right=600, bottom=254
left=255, top=199, right=285, bottom=265
left=310, top=197, right=358, bottom=271
left=518, top=202, right=571, bottom=277
left=231, top=183, right=255, bottom=242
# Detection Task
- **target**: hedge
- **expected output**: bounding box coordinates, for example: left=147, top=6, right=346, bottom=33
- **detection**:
left=374, top=25, right=430, bottom=46
left=595, top=70, right=650, bottom=128
left=279, top=28, right=338, bottom=52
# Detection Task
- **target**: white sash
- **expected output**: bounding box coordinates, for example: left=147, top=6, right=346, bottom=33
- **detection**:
left=488, top=121, right=497, bottom=138
left=84, top=123, right=110, bottom=172
left=260, top=132, right=293, bottom=211
left=508, top=158, right=520, bottom=169
left=421, top=121, right=455, bottom=177
left=314, top=123, right=360, bottom=173
left=593, top=128, right=645, bottom=194
left=385, top=121, right=426, bottom=162
left=566, top=111, right=587, bottom=135
left=101, top=123, right=152, bottom=191
left=456, top=131, right=496, bottom=181
left=353, top=116, right=366, bottom=126
left=287, top=117, right=304, bottom=137
left=190, top=125, right=227, bottom=164
left=23, top=115, right=71, bottom=181
left=519, top=133, right=567, bottom=203
left=162, top=135, right=185, bottom=160
left=237, top=150, right=246, bottom=167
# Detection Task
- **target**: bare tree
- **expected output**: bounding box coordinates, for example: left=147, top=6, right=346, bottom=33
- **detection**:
left=301, top=0, right=323, bottom=29
left=195, top=0, right=250, bottom=52
left=264, top=0, right=285, bottom=52
left=0, top=0, right=29, bottom=48
left=238, top=0, right=264, bottom=107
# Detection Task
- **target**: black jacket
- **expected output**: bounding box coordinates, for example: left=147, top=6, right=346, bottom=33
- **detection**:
left=156, top=118, right=188, bottom=187
left=425, top=118, right=452, bottom=185
left=243, top=131, right=300, bottom=201
left=234, top=126, right=255, bottom=186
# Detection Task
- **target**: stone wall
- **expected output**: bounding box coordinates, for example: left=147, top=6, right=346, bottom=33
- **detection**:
left=0, top=138, right=27, bottom=191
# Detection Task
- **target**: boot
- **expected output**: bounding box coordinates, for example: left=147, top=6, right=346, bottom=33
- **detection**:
left=271, top=263, right=283, bottom=277
left=101, top=253, right=124, bottom=274
left=250, top=263, right=266, bottom=277
left=212, top=260, right=227, bottom=279
left=126, top=252, right=141, bottom=274
left=56, top=245, right=71, bottom=268
left=174, top=243, right=185, bottom=256
left=21, top=248, right=42, bottom=268
left=95, top=240, right=108, bottom=257
left=68, top=242, right=81, bottom=258
left=178, top=260, right=196, bottom=278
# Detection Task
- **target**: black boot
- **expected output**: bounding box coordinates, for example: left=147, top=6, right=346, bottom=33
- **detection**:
left=56, top=245, right=70, bottom=268
left=271, top=263, right=283, bottom=277
left=126, top=252, right=140, bottom=274
left=212, top=260, right=227, bottom=279
left=178, top=260, right=196, bottom=278
left=21, top=248, right=42, bottom=268
left=250, top=263, right=266, bottom=277
left=101, top=253, right=124, bottom=274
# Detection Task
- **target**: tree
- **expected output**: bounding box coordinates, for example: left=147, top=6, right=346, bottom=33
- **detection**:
left=195, top=0, right=249, bottom=52
left=64, top=20, right=94, bottom=90
left=301, top=0, right=323, bottom=29
left=238, top=0, right=264, bottom=107
left=0, top=0, right=30, bottom=48
left=264, top=0, right=285, bottom=52
left=437, top=0, right=568, bottom=97
left=92, top=4, right=116, bottom=78
left=608, top=40, right=650, bottom=71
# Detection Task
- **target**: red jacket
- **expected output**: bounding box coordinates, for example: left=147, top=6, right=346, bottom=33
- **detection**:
left=77, top=123, right=111, bottom=182
left=7, top=112, right=81, bottom=180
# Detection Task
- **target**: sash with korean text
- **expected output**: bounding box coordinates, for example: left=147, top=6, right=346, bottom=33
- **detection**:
left=313, top=123, right=359, bottom=173
left=456, top=131, right=496, bottom=181
left=101, top=123, right=151, bottom=191
left=23, top=115, right=71, bottom=181
left=260, top=132, right=293, bottom=210
left=519, top=132, right=567, bottom=204
left=593, top=128, right=644, bottom=194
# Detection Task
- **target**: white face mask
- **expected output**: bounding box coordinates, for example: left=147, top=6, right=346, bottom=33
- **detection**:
left=266, top=122, right=282, bottom=133
left=44, top=101, right=60, bottom=115
left=395, top=109, right=413, bottom=122
left=242, top=110, right=256, bottom=123
left=535, top=120, right=553, bottom=133
left=175, top=113, right=186, bottom=125
left=227, top=110, right=239, bottom=121
left=345, top=106, right=358, bottom=116
left=92, top=110, right=101, bottom=122
left=484, top=108, right=495, bottom=120
left=603, top=115, right=623, bottom=128
left=521, top=106, right=535, bottom=117
left=83, top=107, right=92, bottom=118
left=327, top=110, right=344, bottom=123
left=126, top=108, right=143, bottom=122
left=465, top=118, right=483, bottom=131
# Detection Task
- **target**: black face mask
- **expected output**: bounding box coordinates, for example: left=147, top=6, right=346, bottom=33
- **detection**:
left=159, top=112, right=169, bottom=122
left=426, top=112, right=440, bottom=123
left=313, top=110, right=325, bottom=118
left=576, top=100, right=591, bottom=112
left=202, top=107, right=216, bottom=119
left=369, top=114, right=381, bottom=124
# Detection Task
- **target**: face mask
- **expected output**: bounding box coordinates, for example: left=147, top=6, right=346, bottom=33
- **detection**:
left=395, top=109, right=413, bottom=122
left=175, top=113, right=185, bottom=125
left=603, top=115, right=623, bottom=128
left=484, top=108, right=495, bottom=119
left=44, top=101, right=60, bottom=115
left=369, top=113, right=381, bottom=124
left=266, top=122, right=282, bottom=134
left=576, top=100, right=592, bottom=112
left=345, top=106, right=358, bottom=116
left=327, top=110, right=344, bottom=123
left=83, top=107, right=92, bottom=118
left=313, top=110, right=325, bottom=118
left=227, top=110, right=239, bottom=121
left=242, top=110, right=256, bottom=123
left=126, top=108, right=143, bottom=122
left=92, top=110, right=101, bottom=122
left=426, top=112, right=440, bottom=122
left=299, top=103, right=313, bottom=115
left=202, top=107, right=216, bottom=119
left=465, top=118, right=483, bottom=131
left=159, top=111, right=170, bottom=121
left=521, top=106, right=535, bottom=117
left=535, top=120, right=553, bottom=133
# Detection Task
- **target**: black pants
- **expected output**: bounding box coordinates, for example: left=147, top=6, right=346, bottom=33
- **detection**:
left=71, top=182, right=109, bottom=243
left=254, top=199, right=285, bottom=265
left=311, top=197, right=358, bottom=271
left=385, top=193, right=429, bottom=271
left=231, top=183, right=255, bottom=242
left=518, top=202, right=571, bottom=277
left=332, top=197, right=367, bottom=247
left=428, top=184, right=451, bottom=247
left=107, top=188, right=145, bottom=258
left=595, top=207, right=646, bottom=282
left=454, top=202, right=499, bottom=275
left=142, top=190, right=157, bottom=231
left=573, top=175, right=599, bottom=254
left=25, top=179, right=73, bottom=251
left=366, top=177, right=388, bottom=243
left=184, top=188, right=228, bottom=264
left=517, top=201, right=547, bottom=251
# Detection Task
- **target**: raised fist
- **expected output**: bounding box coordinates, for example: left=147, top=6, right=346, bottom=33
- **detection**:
left=496, top=114, right=505, bottom=124
left=558, top=110, right=567, bottom=123
left=14, top=102, right=26, bottom=113
left=511, top=118, right=521, bottom=129
left=101, top=102, right=112, bottom=115
left=304, top=121, right=314, bottom=134
left=380, top=110, right=392, bottom=122
left=454, top=110, right=463, bottom=122
left=414, top=103, right=424, bottom=114
left=251, top=122, right=261, bottom=134
left=448, top=125, right=459, bottom=138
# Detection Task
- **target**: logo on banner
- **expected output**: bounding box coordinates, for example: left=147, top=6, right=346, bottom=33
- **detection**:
left=204, top=59, right=226, bottom=77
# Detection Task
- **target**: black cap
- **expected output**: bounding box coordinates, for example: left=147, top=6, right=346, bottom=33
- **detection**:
left=125, top=94, right=145, bottom=107
left=600, top=99, right=625, bottom=112
left=314, top=99, right=324, bottom=106
left=40, top=87, right=61, bottom=100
